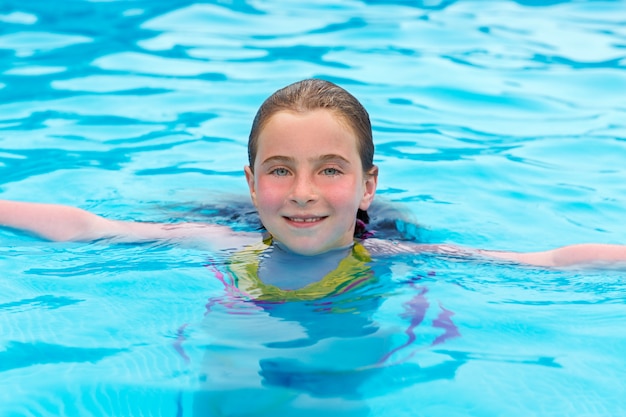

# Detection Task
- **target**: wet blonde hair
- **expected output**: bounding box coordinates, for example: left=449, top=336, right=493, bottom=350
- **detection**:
left=247, top=79, right=375, bottom=231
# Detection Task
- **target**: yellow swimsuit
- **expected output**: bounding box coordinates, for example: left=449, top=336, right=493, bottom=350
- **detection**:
left=225, top=237, right=376, bottom=302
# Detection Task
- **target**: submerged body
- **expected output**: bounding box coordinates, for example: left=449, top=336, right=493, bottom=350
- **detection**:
left=192, top=234, right=460, bottom=416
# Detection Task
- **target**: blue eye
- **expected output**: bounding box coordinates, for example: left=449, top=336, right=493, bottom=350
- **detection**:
left=272, top=167, right=290, bottom=176
left=322, top=167, right=340, bottom=176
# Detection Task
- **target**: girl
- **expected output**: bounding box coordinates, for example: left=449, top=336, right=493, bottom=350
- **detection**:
left=1, top=78, right=626, bottom=282
left=2, top=78, right=624, bottom=415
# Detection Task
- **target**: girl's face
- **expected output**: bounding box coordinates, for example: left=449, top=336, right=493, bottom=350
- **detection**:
left=245, top=109, right=377, bottom=256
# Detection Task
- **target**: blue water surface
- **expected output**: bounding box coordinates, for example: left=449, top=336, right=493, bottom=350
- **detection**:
left=1, top=0, right=626, bottom=416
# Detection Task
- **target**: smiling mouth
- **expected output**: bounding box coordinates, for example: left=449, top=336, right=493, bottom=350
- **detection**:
left=285, top=216, right=326, bottom=223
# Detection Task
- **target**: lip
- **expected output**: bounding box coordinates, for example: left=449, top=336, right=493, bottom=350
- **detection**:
left=283, top=215, right=327, bottom=227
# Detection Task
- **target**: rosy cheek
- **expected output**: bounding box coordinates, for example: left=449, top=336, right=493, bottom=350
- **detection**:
left=325, top=180, right=358, bottom=204
left=255, top=177, right=286, bottom=207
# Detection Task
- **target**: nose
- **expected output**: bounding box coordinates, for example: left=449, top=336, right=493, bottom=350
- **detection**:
left=289, top=173, right=318, bottom=206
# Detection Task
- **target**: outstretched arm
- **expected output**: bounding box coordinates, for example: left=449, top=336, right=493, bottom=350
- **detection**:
left=1, top=200, right=117, bottom=241
left=363, top=238, right=626, bottom=268
left=479, top=244, right=626, bottom=268
left=0, top=200, right=258, bottom=248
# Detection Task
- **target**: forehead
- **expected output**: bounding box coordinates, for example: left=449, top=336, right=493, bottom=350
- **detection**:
left=258, top=109, right=357, bottom=145
left=254, top=110, right=360, bottom=166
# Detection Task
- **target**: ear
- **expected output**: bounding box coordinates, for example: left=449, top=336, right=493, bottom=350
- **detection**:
left=359, top=165, right=378, bottom=211
left=244, top=165, right=258, bottom=208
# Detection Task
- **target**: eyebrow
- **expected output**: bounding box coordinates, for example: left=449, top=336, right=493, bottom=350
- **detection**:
left=260, top=154, right=351, bottom=166
left=317, top=154, right=351, bottom=165
left=260, top=155, right=295, bottom=166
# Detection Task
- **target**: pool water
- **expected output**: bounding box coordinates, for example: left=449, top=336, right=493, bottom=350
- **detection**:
left=1, top=0, right=626, bottom=416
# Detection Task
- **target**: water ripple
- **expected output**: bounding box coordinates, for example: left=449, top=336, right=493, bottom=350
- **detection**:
left=2, top=1, right=626, bottom=415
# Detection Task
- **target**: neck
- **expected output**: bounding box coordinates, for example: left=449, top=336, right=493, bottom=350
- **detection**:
left=272, top=239, right=354, bottom=257
left=259, top=239, right=354, bottom=290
